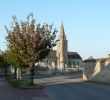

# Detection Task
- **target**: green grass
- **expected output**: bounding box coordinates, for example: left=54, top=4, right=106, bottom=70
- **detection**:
left=8, top=79, right=44, bottom=89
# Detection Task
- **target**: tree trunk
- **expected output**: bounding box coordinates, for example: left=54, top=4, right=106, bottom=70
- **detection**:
left=14, top=67, right=17, bottom=79
left=30, top=64, right=34, bottom=85
left=30, top=70, right=33, bottom=85
left=4, top=66, right=8, bottom=77
left=17, top=68, right=22, bottom=80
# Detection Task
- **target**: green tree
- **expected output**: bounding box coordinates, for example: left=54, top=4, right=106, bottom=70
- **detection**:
left=5, top=13, right=57, bottom=85
left=0, top=51, right=9, bottom=77
left=5, top=50, right=28, bottom=79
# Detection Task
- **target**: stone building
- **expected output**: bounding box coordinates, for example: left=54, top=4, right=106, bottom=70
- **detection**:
left=39, top=23, right=83, bottom=73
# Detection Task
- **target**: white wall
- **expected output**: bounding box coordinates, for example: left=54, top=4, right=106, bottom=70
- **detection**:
left=83, top=58, right=110, bottom=83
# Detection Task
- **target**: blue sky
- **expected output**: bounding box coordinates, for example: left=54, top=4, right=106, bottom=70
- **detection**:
left=0, top=0, right=110, bottom=59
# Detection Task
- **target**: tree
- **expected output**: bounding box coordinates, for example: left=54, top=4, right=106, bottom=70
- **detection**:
left=5, top=13, right=57, bottom=85
left=0, top=51, right=9, bottom=77
left=4, top=50, right=28, bottom=79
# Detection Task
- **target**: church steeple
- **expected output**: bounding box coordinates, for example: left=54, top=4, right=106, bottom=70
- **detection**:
left=59, top=22, right=66, bottom=40
left=57, top=22, right=68, bottom=71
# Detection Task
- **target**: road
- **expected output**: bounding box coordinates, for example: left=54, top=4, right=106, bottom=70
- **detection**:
left=0, top=78, right=50, bottom=100
left=34, top=73, right=110, bottom=100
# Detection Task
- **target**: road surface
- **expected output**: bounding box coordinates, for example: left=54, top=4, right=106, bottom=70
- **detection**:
left=34, top=73, right=110, bottom=100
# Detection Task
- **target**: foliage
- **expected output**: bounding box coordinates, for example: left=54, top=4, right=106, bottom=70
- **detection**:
left=5, top=13, right=57, bottom=84
left=5, top=13, right=57, bottom=65
left=0, top=52, right=4, bottom=68
left=5, top=50, right=28, bottom=69
left=0, top=51, right=10, bottom=76
left=4, top=50, right=28, bottom=79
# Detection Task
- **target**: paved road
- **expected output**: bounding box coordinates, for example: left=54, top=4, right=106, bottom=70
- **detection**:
left=0, top=78, right=50, bottom=100
left=34, top=73, right=110, bottom=100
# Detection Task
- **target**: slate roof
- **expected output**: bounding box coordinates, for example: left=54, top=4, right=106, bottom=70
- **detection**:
left=47, top=50, right=82, bottom=59
left=68, top=52, right=82, bottom=59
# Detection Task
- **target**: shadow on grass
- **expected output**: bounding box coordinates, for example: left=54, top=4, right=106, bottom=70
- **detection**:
left=7, top=79, right=44, bottom=89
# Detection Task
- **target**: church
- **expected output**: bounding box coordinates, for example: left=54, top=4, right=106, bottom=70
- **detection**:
left=39, top=23, right=83, bottom=73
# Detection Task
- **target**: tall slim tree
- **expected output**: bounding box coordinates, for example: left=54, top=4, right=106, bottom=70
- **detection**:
left=5, top=13, right=57, bottom=84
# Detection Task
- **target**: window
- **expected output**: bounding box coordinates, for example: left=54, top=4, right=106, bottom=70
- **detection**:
left=68, top=61, right=71, bottom=65
left=77, top=61, right=79, bottom=66
left=73, top=61, right=75, bottom=65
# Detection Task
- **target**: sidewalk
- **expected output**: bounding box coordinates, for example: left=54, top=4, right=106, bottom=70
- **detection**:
left=0, top=78, right=51, bottom=100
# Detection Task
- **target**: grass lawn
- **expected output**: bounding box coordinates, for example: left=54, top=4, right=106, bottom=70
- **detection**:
left=7, top=79, right=44, bottom=89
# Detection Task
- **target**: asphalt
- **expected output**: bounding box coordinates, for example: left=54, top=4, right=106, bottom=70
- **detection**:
left=1, top=73, right=110, bottom=100
left=0, top=78, right=51, bottom=100
left=34, top=73, right=110, bottom=100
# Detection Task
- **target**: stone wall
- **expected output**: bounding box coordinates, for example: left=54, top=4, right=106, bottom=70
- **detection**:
left=83, top=58, right=110, bottom=83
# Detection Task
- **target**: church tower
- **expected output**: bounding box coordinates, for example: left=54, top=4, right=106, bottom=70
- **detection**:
left=57, top=22, right=68, bottom=71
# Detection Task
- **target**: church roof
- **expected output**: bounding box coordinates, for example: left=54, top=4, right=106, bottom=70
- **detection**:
left=47, top=50, right=82, bottom=59
left=68, top=52, right=82, bottom=59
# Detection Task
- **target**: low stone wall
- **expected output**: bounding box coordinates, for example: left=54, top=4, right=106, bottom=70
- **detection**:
left=83, top=58, right=110, bottom=83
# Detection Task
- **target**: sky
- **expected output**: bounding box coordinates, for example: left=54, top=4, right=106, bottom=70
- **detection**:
left=0, top=0, right=110, bottom=59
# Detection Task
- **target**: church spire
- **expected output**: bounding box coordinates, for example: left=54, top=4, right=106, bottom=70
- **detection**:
left=59, top=22, right=66, bottom=39
left=57, top=22, right=68, bottom=71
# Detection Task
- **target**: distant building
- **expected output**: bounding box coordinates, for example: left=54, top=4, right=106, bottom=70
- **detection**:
left=39, top=23, right=83, bottom=73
